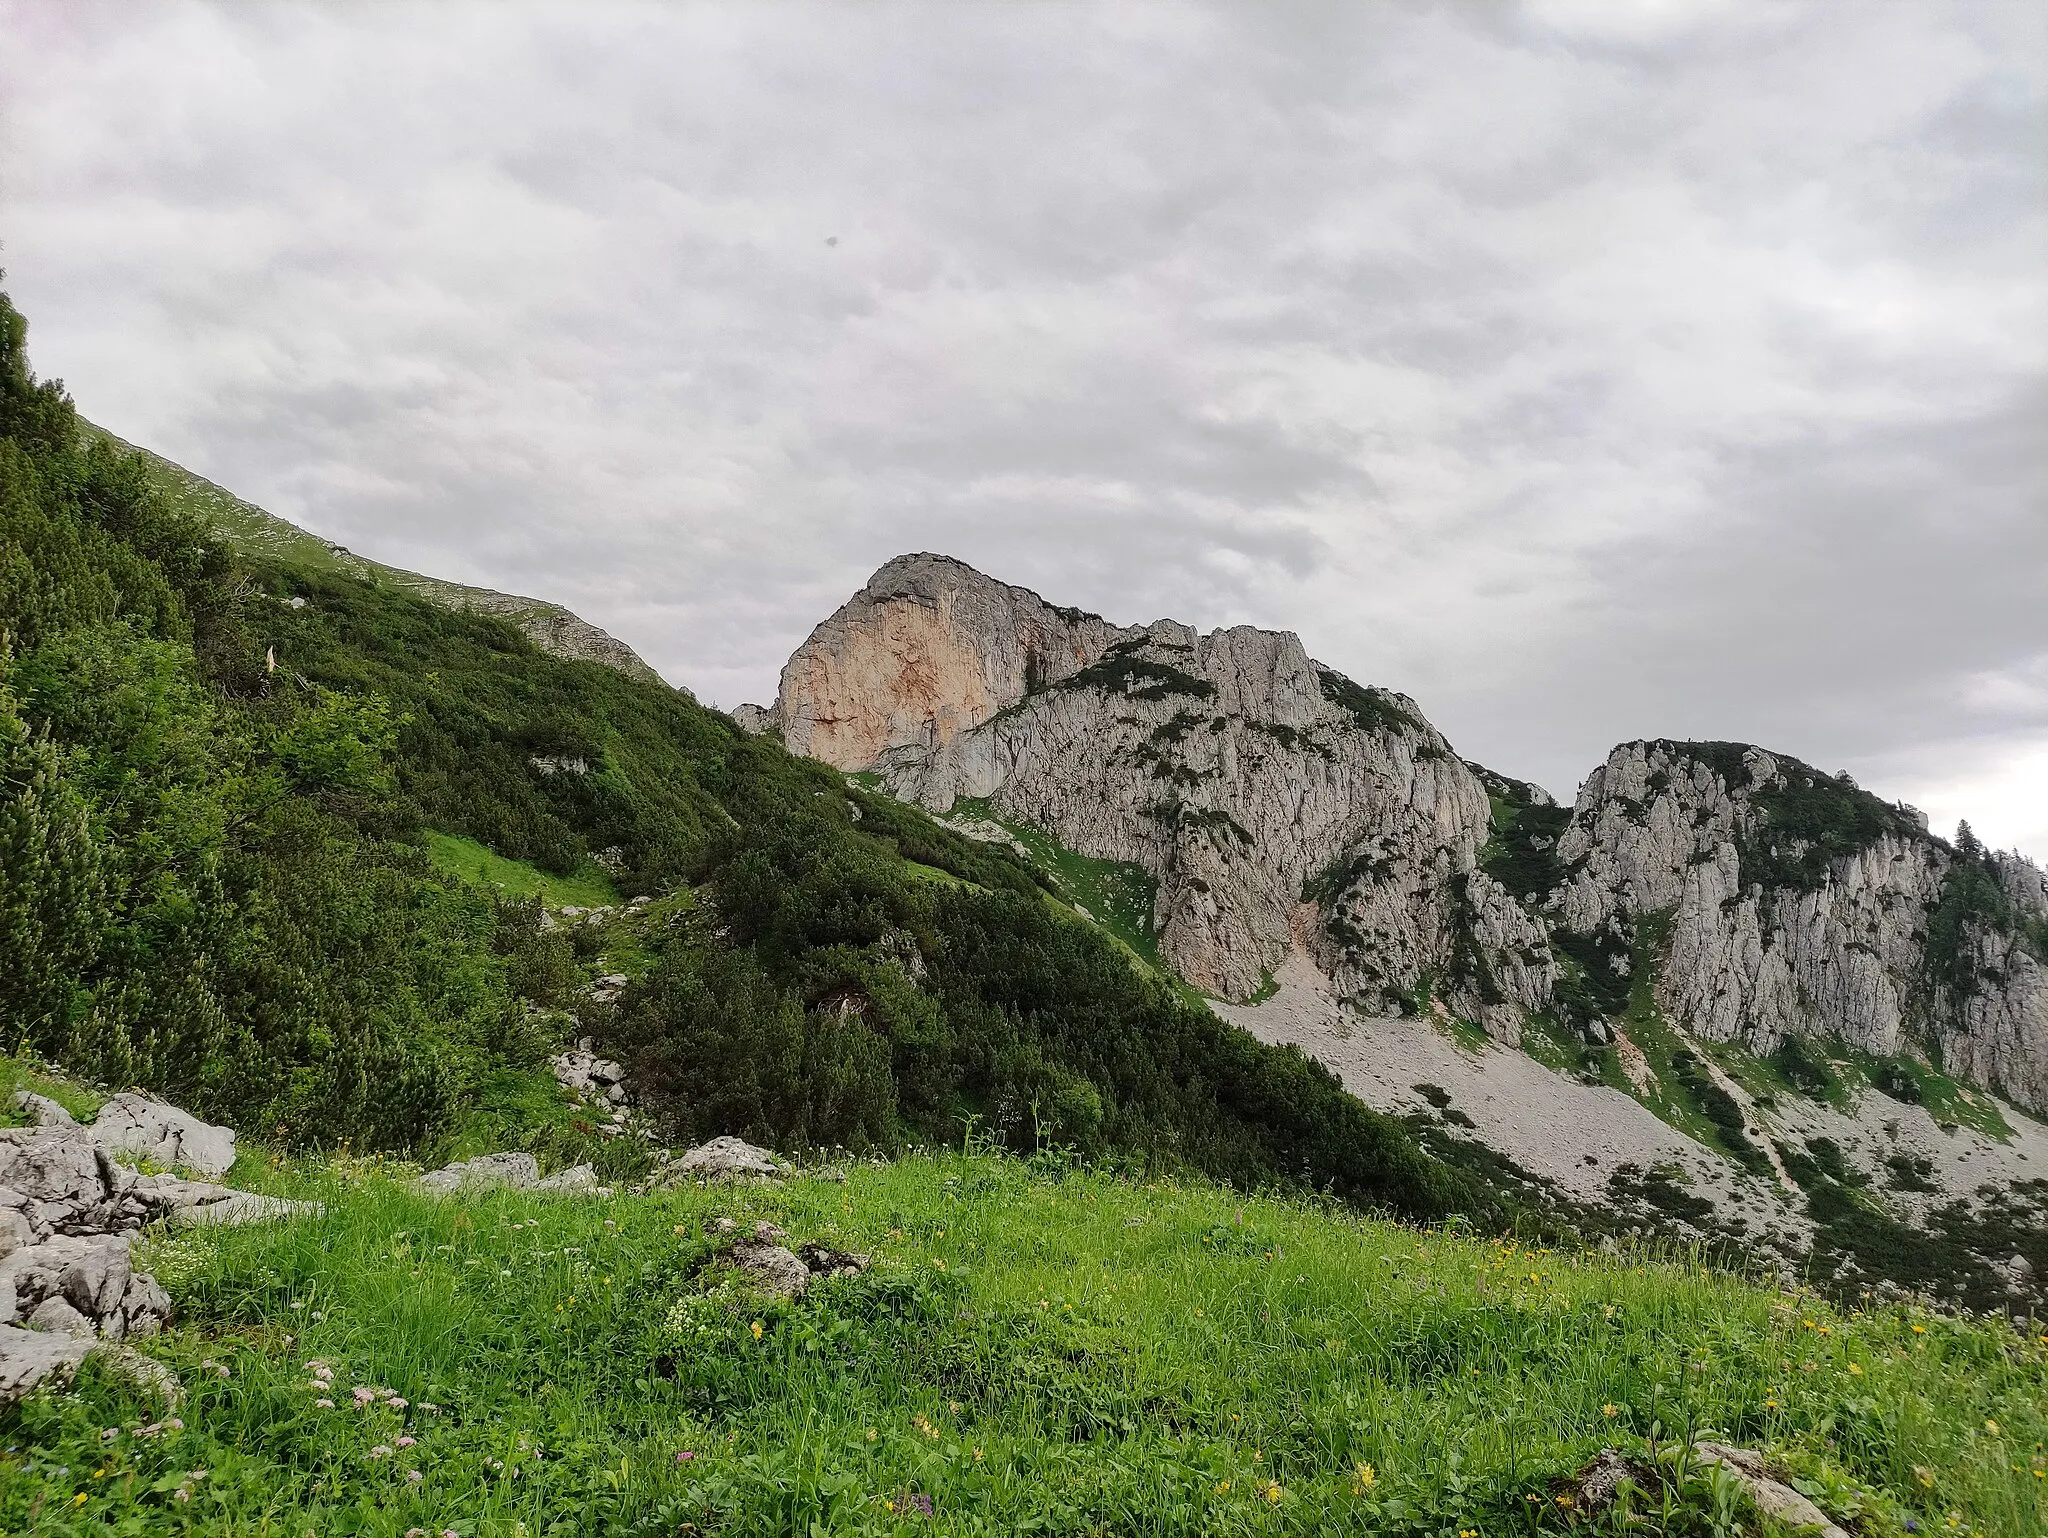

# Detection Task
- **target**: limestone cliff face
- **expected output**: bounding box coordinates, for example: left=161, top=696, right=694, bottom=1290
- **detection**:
left=1552, top=740, right=2048, bottom=1113
left=767, top=556, right=1555, bottom=1014
left=771, top=554, right=1129, bottom=768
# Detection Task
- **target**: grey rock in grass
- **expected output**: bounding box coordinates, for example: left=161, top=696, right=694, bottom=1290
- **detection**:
left=9, top=1090, right=75, bottom=1127
left=0, top=1323, right=181, bottom=1407
left=419, top=1152, right=541, bottom=1193
left=2, top=1232, right=171, bottom=1339
left=1569, top=1448, right=1643, bottom=1511
left=533, top=1164, right=600, bottom=1193
left=168, top=1191, right=322, bottom=1227
left=796, top=1241, right=870, bottom=1280
left=550, top=1048, right=630, bottom=1108
left=27, top=1295, right=95, bottom=1338
left=659, top=1137, right=789, bottom=1183
left=726, top=1240, right=812, bottom=1299
left=0, top=1323, right=93, bottom=1401
left=88, top=1093, right=237, bottom=1178
left=1693, top=1443, right=1850, bottom=1538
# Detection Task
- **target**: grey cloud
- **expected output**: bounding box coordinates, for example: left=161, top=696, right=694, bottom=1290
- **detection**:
left=2, top=0, right=2042, bottom=854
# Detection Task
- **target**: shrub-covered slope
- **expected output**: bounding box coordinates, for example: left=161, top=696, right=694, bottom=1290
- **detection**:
left=0, top=289, right=1464, bottom=1221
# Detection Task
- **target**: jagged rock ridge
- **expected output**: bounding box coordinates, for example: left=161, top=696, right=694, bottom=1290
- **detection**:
left=1539, top=740, right=2048, bottom=1113
left=753, top=555, right=2048, bottom=1125
left=751, top=554, right=1551, bottom=1013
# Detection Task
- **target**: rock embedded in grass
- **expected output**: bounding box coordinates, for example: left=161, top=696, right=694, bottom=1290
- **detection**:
left=0, top=1323, right=182, bottom=1407
left=8, top=1090, right=75, bottom=1128
left=727, top=1240, right=813, bottom=1298
left=653, top=1136, right=789, bottom=1184
left=419, top=1152, right=542, bottom=1192
left=88, top=1092, right=238, bottom=1178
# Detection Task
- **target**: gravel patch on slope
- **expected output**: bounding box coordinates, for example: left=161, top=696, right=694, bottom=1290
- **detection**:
left=1215, top=952, right=1805, bottom=1241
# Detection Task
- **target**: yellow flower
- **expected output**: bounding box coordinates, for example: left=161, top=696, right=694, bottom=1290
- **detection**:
left=1846, top=1363, right=1863, bottom=1376
left=1355, top=1462, right=1375, bottom=1489
left=1911, top=1324, right=1926, bottom=1334
left=865, top=1429, right=878, bottom=1442
left=1264, top=1482, right=1283, bottom=1503
left=1602, top=1404, right=1619, bottom=1418
left=972, top=1448, right=984, bottom=1463
left=750, top=1320, right=763, bottom=1341
left=1985, top=1420, right=2000, bottom=1435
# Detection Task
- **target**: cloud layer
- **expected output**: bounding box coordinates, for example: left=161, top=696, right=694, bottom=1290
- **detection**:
left=3, top=0, right=2043, bottom=855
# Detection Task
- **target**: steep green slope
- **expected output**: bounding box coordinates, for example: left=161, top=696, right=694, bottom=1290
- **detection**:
left=5, top=1150, right=2040, bottom=1536
left=77, top=419, right=667, bottom=682
left=0, top=288, right=1466, bottom=1221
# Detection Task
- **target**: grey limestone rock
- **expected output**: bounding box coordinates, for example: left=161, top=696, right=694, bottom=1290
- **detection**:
left=1551, top=740, right=2048, bottom=1114
left=551, top=1048, right=630, bottom=1108
left=660, top=1136, right=789, bottom=1182
left=168, top=1192, right=322, bottom=1227
left=27, top=1295, right=95, bottom=1338
left=726, top=1240, right=812, bottom=1299
left=0, top=1322, right=181, bottom=1407
left=0, top=1323, right=93, bottom=1401
left=533, top=1164, right=601, bottom=1193
left=9, top=1090, right=75, bottom=1127
left=89, top=1092, right=238, bottom=1178
left=1692, top=1442, right=1850, bottom=1538
left=772, top=554, right=1554, bottom=1014
left=419, top=1152, right=541, bottom=1193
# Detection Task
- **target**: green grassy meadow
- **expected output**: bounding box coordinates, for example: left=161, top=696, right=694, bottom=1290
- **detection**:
left=424, top=832, right=622, bottom=908
left=5, top=1151, right=2044, bottom=1537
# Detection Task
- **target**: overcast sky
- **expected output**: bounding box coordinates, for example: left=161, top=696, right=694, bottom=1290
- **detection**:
left=3, top=1, right=2043, bottom=857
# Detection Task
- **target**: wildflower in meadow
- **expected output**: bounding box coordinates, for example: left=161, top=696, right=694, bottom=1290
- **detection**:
left=407, top=1470, right=423, bottom=1485
left=352, top=1387, right=376, bottom=1407
left=368, top=1446, right=393, bottom=1460
left=676, top=1450, right=695, bottom=1464
left=315, top=1399, right=335, bottom=1410
left=396, top=1436, right=416, bottom=1449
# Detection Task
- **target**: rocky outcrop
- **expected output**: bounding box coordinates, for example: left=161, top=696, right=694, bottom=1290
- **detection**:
left=653, top=1136, right=789, bottom=1183
left=765, top=556, right=2045, bottom=1118
left=771, top=553, right=1130, bottom=768
left=770, top=555, right=1554, bottom=1012
left=417, top=1151, right=607, bottom=1194
left=0, top=1104, right=312, bottom=1364
left=1549, top=740, right=2048, bottom=1113
left=88, top=1092, right=238, bottom=1178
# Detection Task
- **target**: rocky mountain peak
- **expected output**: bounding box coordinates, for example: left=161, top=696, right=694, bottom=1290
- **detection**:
left=756, top=554, right=1541, bottom=1007
left=765, top=553, right=1131, bottom=768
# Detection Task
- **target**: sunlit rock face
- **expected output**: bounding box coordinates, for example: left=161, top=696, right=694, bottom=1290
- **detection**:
left=767, top=554, right=1553, bottom=1015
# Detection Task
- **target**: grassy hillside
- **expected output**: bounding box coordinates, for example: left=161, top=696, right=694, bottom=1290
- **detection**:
left=4, top=1149, right=2042, bottom=1536
left=0, top=286, right=1469, bottom=1222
